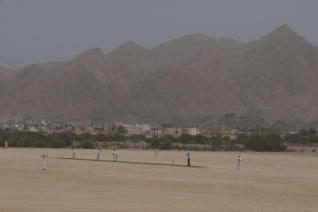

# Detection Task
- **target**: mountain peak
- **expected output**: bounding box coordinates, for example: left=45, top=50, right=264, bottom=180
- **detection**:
left=275, top=24, right=293, bottom=33
left=105, top=41, right=148, bottom=66
left=263, top=24, right=308, bottom=43
left=270, top=24, right=299, bottom=37
left=120, top=41, right=145, bottom=49
left=107, top=41, right=146, bottom=56
left=248, top=24, right=311, bottom=50
left=78, top=48, right=105, bottom=58
left=73, top=48, right=106, bottom=64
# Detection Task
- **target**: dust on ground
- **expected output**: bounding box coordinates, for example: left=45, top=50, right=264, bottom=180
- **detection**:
left=0, top=148, right=317, bottom=212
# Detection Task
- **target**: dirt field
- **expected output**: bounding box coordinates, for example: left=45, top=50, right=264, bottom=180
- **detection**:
left=0, top=148, right=317, bottom=212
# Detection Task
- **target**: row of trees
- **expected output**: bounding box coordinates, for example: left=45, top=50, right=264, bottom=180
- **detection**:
left=146, top=134, right=287, bottom=151
left=0, top=128, right=291, bottom=151
left=0, top=126, right=128, bottom=149
left=284, top=128, right=318, bottom=145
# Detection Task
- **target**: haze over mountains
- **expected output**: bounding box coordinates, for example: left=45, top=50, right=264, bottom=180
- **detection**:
left=1, top=25, right=318, bottom=125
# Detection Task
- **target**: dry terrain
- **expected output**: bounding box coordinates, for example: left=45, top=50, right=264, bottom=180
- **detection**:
left=0, top=148, right=317, bottom=212
left=3, top=25, right=318, bottom=124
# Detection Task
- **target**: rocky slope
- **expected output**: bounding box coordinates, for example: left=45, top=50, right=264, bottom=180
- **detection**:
left=1, top=25, right=318, bottom=124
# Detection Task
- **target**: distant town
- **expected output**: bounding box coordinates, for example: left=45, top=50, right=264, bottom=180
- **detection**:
left=0, top=119, right=240, bottom=139
left=1, top=119, right=317, bottom=152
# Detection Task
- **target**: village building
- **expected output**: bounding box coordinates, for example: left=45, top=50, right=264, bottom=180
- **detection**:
left=201, top=127, right=238, bottom=140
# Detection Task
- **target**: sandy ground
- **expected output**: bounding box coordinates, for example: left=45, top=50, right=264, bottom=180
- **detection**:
left=0, top=148, right=317, bottom=212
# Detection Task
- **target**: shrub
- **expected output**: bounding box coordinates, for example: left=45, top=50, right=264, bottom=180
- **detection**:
left=79, top=140, right=95, bottom=149
left=243, top=134, right=287, bottom=152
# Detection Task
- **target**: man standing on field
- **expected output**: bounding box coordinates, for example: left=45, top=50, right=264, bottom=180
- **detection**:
left=112, top=148, right=118, bottom=162
left=41, top=153, right=48, bottom=170
left=96, top=147, right=102, bottom=161
left=72, top=147, right=76, bottom=159
left=186, top=152, right=191, bottom=167
left=236, top=155, right=242, bottom=170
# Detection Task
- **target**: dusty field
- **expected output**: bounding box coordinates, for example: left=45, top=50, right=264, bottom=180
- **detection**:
left=0, top=148, right=317, bottom=212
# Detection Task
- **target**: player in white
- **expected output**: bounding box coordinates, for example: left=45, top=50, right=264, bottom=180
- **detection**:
left=41, top=153, right=48, bottom=170
left=96, top=147, right=102, bottom=161
left=236, top=155, right=242, bottom=170
left=112, top=148, right=118, bottom=162
left=72, top=147, right=76, bottom=159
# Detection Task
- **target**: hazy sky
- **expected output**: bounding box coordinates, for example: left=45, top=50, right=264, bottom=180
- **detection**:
left=1, top=0, right=318, bottom=68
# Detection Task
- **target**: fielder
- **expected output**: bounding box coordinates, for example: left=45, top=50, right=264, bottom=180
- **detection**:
left=72, top=147, right=76, bottom=159
left=112, top=148, right=118, bottom=162
left=96, top=147, right=102, bottom=161
left=41, top=153, right=48, bottom=170
left=236, top=155, right=242, bottom=170
left=186, top=152, right=191, bottom=167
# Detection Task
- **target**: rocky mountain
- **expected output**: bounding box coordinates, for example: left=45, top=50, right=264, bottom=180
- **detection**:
left=0, top=65, right=10, bottom=81
left=1, top=25, right=318, bottom=125
left=118, top=25, right=318, bottom=124
left=0, top=65, right=16, bottom=121
left=10, top=48, right=115, bottom=122
left=149, top=33, right=242, bottom=66
left=214, top=24, right=318, bottom=121
left=105, top=41, right=156, bottom=103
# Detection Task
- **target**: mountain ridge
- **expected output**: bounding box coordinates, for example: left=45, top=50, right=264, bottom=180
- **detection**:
left=1, top=24, right=318, bottom=125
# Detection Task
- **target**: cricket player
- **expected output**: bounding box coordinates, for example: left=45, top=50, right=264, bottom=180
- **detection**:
left=112, top=148, right=118, bottom=162
left=72, top=147, right=76, bottom=159
left=236, top=155, right=242, bottom=170
left=96, top=147, right=102, bottom=161
left=186, top=152, right=191, bottom=167
left=41, top=153, right=48, bottom=170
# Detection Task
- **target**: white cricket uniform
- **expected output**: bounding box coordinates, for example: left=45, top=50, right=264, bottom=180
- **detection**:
left=96, top=149, right=101, bottom=160
left=113, top=150, right=118, bottom=161
left=236, top=156, right=242, bottom=170
left=41, top=154, right=48, bottom=170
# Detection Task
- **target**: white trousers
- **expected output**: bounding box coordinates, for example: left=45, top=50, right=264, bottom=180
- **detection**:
left=42, top=160, right=47, bottom=170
